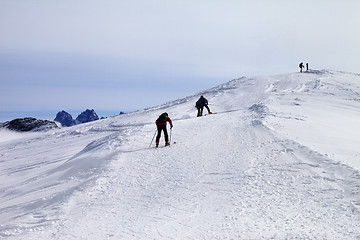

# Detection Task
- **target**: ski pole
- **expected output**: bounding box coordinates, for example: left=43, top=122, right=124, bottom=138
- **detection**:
left=149, top=129, right=157, bottom=147
left=170, top=127, right=172, bottom=144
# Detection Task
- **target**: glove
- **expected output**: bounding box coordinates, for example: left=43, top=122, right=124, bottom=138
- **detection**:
left=170, top=125, right=173, bottom=129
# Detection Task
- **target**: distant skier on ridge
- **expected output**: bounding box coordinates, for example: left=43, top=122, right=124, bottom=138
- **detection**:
left=155, top=112, right=173, bottom=147
left=299, top=62, right=304, bottom=72
left=195, top=95, right=212, bottom=117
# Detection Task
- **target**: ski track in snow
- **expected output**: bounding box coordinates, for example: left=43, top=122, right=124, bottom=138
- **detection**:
left=1, top=70, right=360, bottom=239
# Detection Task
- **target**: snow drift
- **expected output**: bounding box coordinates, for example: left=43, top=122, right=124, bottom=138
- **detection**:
left=0, top=70, right=359, bottom=239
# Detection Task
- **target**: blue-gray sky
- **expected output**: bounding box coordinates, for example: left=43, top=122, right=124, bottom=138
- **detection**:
left=1, top=0, right=359, bottom=121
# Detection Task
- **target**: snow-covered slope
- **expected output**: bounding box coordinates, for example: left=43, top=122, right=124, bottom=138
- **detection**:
left=1, top=70, right=359, bottom=239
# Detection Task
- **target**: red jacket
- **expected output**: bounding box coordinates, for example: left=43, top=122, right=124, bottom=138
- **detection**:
left=156, top=115, right=173, bottom=127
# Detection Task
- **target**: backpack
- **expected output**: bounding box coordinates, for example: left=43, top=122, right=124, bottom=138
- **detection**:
left=195, top=100, right=201, bottom=108
left=196, top=97, right=207, bottom=107
left=157, top=113, right=167, bottom=123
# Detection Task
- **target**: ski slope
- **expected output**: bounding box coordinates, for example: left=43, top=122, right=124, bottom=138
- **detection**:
left=1, top=70, right=360, bottom=239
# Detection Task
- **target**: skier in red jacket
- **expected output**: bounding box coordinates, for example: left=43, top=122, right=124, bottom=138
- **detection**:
left=155, top=112, right=173, bottom=147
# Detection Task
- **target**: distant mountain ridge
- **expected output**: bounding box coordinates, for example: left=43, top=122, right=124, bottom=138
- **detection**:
left=0, top=109, right=111, bottom=131
left=0, top=117, right=58, bottom=132
left=75, top=109, right=99, bottom=124
left=54, top=111, right=75, bottom=127
left=54, top=109, right=99, bottom=127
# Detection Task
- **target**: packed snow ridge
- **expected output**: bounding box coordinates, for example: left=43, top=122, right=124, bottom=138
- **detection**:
left=0, top=70, right=359, bottom=239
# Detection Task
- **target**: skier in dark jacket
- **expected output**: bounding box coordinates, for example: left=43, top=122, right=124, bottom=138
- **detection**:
left=196, top=95, right=212, bottom=117
left=299, top=62, right=304, bottom=72
left=155, top=112, right=173, bottom=147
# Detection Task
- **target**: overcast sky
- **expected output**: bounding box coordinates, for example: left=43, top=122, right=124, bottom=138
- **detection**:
left=1, top=0, right=359, bottom=121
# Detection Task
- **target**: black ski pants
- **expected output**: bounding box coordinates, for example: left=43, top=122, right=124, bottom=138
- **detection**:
left=156, top=125, right=169, bottom=144
left=197, top=105, right=211, bottom=117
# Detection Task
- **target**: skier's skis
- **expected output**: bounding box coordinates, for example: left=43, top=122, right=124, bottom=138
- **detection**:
left=155, top=142, right=176, bottom=148
left=204, top=112, right=217, bottom=116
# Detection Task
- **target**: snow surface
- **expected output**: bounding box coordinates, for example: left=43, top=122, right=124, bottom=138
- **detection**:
left=1, top=70, right=359, bottom=239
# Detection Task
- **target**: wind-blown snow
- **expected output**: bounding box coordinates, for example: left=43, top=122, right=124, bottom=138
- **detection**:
left=1, top=70, right=359, bottom=239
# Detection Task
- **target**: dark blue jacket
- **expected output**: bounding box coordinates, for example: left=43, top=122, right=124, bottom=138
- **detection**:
left=196, top=97, right=208, bottom=107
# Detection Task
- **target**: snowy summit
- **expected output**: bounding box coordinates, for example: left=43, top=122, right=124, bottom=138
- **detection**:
left=0, top=70, right=359, bottom=239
